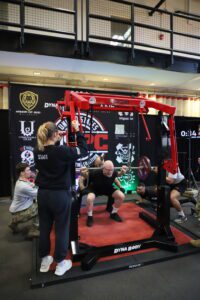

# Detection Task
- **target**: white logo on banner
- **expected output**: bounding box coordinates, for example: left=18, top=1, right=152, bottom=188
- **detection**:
left=20, top=146, right=34, bottom=166
left=115, top=143, right=135, bottom=164
left=44, top=102, right=56, bottom=108
left=115, top=124, right=125, bottom=135
left=20, top=121, right=35, bottom=137
left=118, top=112, right=134, bottom=121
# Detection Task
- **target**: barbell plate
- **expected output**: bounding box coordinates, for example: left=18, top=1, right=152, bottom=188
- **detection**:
left=137, top=156, right=151, bottom=180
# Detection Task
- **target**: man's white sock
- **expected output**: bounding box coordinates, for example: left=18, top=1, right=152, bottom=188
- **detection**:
left=111, top=206, right=118, bottom=214
left=178, top=210, right=185, bottom=217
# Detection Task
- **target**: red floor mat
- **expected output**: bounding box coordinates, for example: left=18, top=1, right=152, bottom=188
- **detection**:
left=49, top=202, right=191, bottom=266
left=79, top=202, right=190, bottom=246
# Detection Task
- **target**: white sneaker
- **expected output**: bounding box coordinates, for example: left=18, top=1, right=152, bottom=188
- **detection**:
left=174, top=215, right=187, bottom=224
left=40, top=255, right=53, bottom=273
left=54, top=259, right=72, bottom=276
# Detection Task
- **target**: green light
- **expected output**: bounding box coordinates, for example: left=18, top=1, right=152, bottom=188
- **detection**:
left=114, top=170, right=138, bottom=193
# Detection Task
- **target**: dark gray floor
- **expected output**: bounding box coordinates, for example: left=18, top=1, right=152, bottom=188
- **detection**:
left=1, top=199, right=200, bottom=300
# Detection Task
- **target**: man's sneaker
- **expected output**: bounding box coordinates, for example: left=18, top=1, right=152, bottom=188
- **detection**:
left=174, top=215, right=187, bottom=224
left=40, top=255, right=53, bottom=273
left=110, top=213, right=123, bottom=222
left=86, top=216, right=94, bottom=227
left=190, top=239, right=200, bottom=248
left=54, top=259, right=72, bottom=276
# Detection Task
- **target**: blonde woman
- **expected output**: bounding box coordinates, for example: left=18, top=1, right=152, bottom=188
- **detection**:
left=34, top=120, right=87, bottom=276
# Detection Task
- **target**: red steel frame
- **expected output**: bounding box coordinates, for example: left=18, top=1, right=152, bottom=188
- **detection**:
left=56, top=91, right=178, bottom=174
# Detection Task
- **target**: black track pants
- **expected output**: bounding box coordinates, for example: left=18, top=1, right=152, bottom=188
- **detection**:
left=38, top=188, right=72, bottom=262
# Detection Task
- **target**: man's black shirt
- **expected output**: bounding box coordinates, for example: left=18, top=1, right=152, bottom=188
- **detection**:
left=88, top=169, right=118, bottom=194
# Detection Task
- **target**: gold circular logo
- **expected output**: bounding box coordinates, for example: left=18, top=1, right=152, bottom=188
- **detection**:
left=19, top=91, right=38, bottom=111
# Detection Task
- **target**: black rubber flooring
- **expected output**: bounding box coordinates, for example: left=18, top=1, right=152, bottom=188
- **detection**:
left=1, top=198, right=200, bottom=300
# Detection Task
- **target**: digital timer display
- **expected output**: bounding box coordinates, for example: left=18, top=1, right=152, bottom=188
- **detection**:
left=178, top=122, right=200, bottom=139
left=180, top=130, right=200, bottom=138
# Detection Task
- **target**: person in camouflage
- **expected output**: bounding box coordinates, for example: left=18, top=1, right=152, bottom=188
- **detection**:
left=9, top=163, right=39, bottom=238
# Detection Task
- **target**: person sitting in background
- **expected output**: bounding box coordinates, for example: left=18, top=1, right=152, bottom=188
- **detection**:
left=9, top=163, right=39, bottom=238
left=136, top=167, right=187, bottom=224
left=136, top=183, right=157, bottom=204
left=166, top=168, right=187, bottom=224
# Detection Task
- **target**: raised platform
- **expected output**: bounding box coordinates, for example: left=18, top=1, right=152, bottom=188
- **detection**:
left=31, top=201, right=200, bottom=288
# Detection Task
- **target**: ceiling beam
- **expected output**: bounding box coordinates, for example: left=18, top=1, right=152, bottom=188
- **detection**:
left=149, top=0, right=166, bottom=16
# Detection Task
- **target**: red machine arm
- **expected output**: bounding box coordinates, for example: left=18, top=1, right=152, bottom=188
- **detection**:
left=56, top=91, right=178, bottom=174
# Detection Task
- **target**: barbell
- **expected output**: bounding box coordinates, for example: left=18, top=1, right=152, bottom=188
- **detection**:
left=76, top=156, right=156, bottom=180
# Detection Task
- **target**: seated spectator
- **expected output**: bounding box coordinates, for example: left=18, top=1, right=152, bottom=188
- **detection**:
left=136, top=167, right=187, bottom=224
left=166, top=168, right=187, bottom=224
left=9, top=163, right=39, bottom=238
left=136, top=183, right=157, bottom=203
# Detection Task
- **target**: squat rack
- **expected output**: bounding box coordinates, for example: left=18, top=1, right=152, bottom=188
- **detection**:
left=57, top=91, right=178, bottom=174
left=56, top=91, right=179, bottom=270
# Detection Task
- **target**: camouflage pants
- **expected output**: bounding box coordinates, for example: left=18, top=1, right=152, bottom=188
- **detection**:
left=10, top=202, right=38, bottom=225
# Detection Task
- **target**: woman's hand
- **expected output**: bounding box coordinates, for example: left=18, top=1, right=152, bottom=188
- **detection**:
left=71, top=120, right=79, bottom=132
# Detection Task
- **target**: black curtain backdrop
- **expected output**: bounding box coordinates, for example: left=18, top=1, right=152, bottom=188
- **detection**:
left=9, top=84, right=139, bottom=191
left=0, top=110, right=11, bottom=197
left=139, top=115, right=200, bottom=184
left=175, top=117, right=200, bottom=179
left=9, top=83, right=200, bottom=192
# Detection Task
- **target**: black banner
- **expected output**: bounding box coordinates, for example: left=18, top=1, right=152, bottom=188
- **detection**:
left=9, top=84, right=139, bottom=191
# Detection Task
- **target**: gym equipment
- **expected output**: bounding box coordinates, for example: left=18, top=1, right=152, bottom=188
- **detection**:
left=76, top=155, right=155, bottom=180
left=137, top=156, right=152, bottom=180
left=56, top=91, right=179, bottom=270
left=56, top=91, right=178, bottom=174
